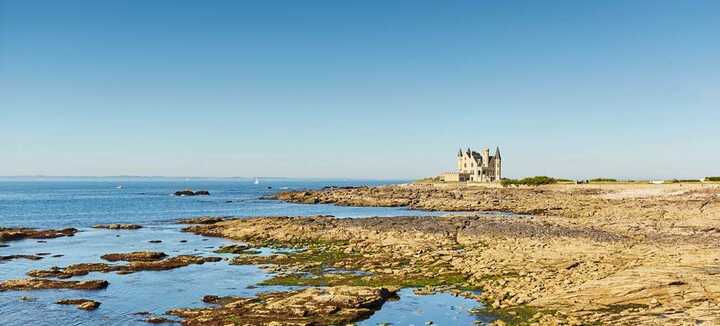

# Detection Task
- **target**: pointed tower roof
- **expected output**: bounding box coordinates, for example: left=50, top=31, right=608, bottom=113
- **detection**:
left=494, top=146, right=501, bottom=159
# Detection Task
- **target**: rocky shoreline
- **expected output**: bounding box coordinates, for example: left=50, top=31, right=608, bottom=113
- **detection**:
left=188, top=182, right=720, bottom=325
left=2, top=182, right=718, bottom=325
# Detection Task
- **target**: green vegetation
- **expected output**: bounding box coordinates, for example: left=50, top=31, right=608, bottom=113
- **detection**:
left=476, top=272, right=520, bottom=282
left=231, top=238, right=476, bottom=290
left=214, top=245, right=261, bottom=255
left=706, top=176, right=720, bottom=182
left=596, top=303, right=649, bottom=314
left=471, top=304, right=553, bottom=326
left=589, top=178, right=617, bottom=182
left=259, top=272, right=471, bottom=289
left=677, top=179, right=701, bottom=183
left=414, top=176, right=443, bottom=184
left=501, top=176, right=557, bottom=187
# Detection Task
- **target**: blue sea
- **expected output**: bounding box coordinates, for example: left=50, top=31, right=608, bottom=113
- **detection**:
left=0, top=178, right=439, bottom=228
left=0, top=179, right=490, bottom=325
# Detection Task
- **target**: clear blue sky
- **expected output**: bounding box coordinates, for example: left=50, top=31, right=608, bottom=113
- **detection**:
left=1, top=1, right=718, bottom=179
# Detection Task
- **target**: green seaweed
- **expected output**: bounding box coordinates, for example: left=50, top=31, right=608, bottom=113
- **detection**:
left=471, top=304, right=553, bottom=326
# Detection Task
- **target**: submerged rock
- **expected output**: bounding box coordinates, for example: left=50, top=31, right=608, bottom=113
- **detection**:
left=56, top=299, right=101, bottom=310
left=93, top=224, right=142, bottom=230
left=1, top=255, right=43, bottom=261
left=177, top=216, right=226, bottom=224
left=145, top=316, right=178, bottom=324
left=0, top=279, right=109, bottom=291
left=213, top=244, right=257, bottom=254
left=168, top=286, right=396, bottom=325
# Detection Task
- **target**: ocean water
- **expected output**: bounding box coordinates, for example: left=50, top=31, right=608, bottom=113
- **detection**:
left=0, top=178, right=438, bottom=228
left=0, top=179, right=488, bottom=325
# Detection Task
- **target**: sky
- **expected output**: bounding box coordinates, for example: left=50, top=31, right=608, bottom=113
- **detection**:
left=1, top=1, right=718, bottom=180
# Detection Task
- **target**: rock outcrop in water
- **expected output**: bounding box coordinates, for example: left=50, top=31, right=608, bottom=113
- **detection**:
left=56, top=299, right=101, bottom=310
left=27, top=254, right=222, bottom=278
left=0, top=279, right=109, bottom=291
left=101, top=251, right=167, bottom=262
left=168, top=286, right=396, bottom=325
left=0, top=227, right=78, bottom=242
left=173, top=189, right=210, bottom=196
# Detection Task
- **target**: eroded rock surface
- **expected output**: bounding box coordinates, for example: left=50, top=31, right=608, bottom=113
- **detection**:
left=183, top=182, right=720, bottom=325
left=168, top=286, right=395, bottom=325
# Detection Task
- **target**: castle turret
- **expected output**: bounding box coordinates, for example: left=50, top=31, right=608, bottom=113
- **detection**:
left=481, top=148, right=490, bottom=168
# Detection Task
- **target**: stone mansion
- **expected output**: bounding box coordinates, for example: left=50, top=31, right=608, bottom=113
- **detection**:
left=442, top=147, right=502, bottom=182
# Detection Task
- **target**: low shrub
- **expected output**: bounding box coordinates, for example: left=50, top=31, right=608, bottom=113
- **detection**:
left=590, top=178, right=617, bottom=182
left=501, top=176, right=557, bottom=187
left=705, top=177, right=720, bottom=182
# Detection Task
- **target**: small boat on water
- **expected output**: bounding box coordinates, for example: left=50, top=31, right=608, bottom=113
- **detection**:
left=253, top=178, right=260, bottom=185
left=116, top=185, right=123, bottom=189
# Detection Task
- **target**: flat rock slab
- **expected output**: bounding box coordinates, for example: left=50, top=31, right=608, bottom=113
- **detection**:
left=168, top=286, right=396, bottom=325
left=101, top=251, right=167, bottom=262
left=0, top=228, right=77, bottom=242
left=0, top=279, right=108, bottom=291
left=27, top=255, right=222, bottom=278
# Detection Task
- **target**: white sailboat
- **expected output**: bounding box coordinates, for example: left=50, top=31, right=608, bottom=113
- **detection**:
left=253, top=178, right=260, bottom=185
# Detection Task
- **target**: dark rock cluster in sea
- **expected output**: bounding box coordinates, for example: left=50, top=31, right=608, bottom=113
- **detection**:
left=93, top=224, right=143, bottom=230
left=173, top=189, right=210, bottom=196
